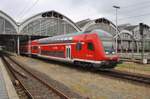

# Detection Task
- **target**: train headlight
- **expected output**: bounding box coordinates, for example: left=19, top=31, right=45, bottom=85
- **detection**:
left=112, top=52, right=115, bottom=54
left=105, top=52, right=109, bottom=55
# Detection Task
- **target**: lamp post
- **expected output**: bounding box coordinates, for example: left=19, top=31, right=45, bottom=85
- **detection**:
left=139, top=23, right=149, bottom=64
left=113, top=5, right=120, bottom=53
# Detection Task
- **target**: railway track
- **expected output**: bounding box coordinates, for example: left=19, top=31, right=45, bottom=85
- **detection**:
left=98, top=69, right=150, bottom=86
left=24, top=55, right=150, bottom=86
left=2, top=53, right=149, bottom=99
left=2, top=56, right=71, bottom=99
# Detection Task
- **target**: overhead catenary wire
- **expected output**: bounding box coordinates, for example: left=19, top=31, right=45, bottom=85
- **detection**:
left=108, top=11, right=150, bottom=25
left=104, top=0, right=150, bottom=14
left=96, top=1, right=150, bottom=25
left=17, top=0, right=31, bottom=17
left=119, top=3, right=150, bottom=14
left=121, top=0, right=150, bottom=9
left=119, top=12, right=150, bottom=20
left=14, top=0, right=150, bottom=25
left=18, top=0, right=40, bottom=21
left=108, top=1, right=150, bottom=24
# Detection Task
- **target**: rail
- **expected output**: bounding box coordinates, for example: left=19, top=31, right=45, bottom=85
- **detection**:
left=2, top=56, right=71, bottom=99
left=98, top=69, right=150, bottom=86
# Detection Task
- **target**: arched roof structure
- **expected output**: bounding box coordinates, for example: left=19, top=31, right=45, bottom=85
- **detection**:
left=19, top=10, right=81, bottom=36
left=114, top=30, right=133, bottom=38
left=115, top=30, right=138, bottom=50
left=79, top=18, right=119, bottom=36
left=0, top=10, right=18, bottom=34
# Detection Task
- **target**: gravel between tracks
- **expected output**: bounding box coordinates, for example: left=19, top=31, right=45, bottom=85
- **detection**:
left=9, top=56, right=85, bottom=99
left=115, top=62, right=150, bottom=75
left=5, top=57, right=64, bottom=99
left=13, top=55, right=150, bottom=99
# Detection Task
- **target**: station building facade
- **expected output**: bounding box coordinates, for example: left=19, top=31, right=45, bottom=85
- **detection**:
left=0, top=10, right=18, bottom=34
left=0, top=10, right=19, bottom=52
left=0, top=10, right=81, bottom=53
left=76, top=18, right=117, bottom=36
left=0, top=10, right=150, bottom=54
left=19, top=10, right=80, bottom=36
left=0, top=10, right=80, bottom=36
left=119, top=24, right=150, bottom=53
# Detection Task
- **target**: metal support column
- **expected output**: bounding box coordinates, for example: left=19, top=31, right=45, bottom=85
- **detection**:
left=131, top=38, right=134, bottom=59
left=137, top=42, right=139, bottom=53
left=139, top=23, right=149, bottom=64
left=3, top=19, right=5, bottom=34
left=28, top=35, right=31, bottom=56
left=64, top=22, right=66, bottom=35
left=17, top=36, right=20, bottom=55
left=139, top=23, right=144, bottom=62
left=120, top=39, right=123, bottom=53
left=113, top=5, right=120, bottom=53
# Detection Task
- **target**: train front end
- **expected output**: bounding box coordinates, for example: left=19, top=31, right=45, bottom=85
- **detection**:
left=102, top=41, right=119, bottom=66
left=95, top=30, right=119, bottom=67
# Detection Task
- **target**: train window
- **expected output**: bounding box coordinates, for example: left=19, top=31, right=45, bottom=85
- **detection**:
left=76, top=42, right=82, bottom=51
left=87, top=42, right=94, bottom=51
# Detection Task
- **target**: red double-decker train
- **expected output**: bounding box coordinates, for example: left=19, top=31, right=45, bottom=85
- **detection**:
left=20, top=30, right=119, bottom=68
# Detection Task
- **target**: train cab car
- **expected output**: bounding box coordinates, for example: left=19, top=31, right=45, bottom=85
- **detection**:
left=71, top=30, right=119, bottom=68
left=21, top=29, right=119, bottom=68
left=93, top=30, right=119, bottom=66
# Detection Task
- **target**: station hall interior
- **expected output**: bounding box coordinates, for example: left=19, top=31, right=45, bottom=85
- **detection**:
left=0, top=1, right=150, bottom=98
left=0, top=10, right=150, bottom=55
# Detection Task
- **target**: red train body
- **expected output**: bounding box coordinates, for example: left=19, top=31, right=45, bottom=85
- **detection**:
left=20, top=30, right=119, bottom=68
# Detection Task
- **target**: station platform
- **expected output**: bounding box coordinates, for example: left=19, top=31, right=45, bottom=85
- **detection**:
left=0, top=58, right=19, bottom=99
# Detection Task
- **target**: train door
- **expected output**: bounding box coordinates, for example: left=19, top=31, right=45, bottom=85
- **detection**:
left=66, top=45, right=71, bottom=59
left=38, top=46, right=41, bottom=55
left=76, top=42, right=82, bottom=58
left=86, top=42, right=95, bottom=60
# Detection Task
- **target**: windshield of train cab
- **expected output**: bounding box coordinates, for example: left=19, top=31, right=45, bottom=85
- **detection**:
left=101, top=37, right=115, bottom=55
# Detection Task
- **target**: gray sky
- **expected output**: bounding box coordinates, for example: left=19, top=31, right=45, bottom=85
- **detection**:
left=1, top=0, right=150, bottom=25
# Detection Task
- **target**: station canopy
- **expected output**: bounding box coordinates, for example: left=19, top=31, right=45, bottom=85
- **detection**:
left=76, top=18, right=118, bottom=36
left=0, top=10, right=18, bottom=35
left=0, top=10, right=82, bottom=51
left=19, top=10, right=81, bottom=36
left=0, top=10, right=81, bottom=36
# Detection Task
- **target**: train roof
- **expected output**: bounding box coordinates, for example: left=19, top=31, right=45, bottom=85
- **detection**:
left=93, top=29, right=113, bottom=37
left=35, top=29, right=113, bottom=44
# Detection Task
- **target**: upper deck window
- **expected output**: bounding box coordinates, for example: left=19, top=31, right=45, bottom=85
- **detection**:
left=76, top=42, right=82, bottom=51
left=87, top=42, right=94, bottom=51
